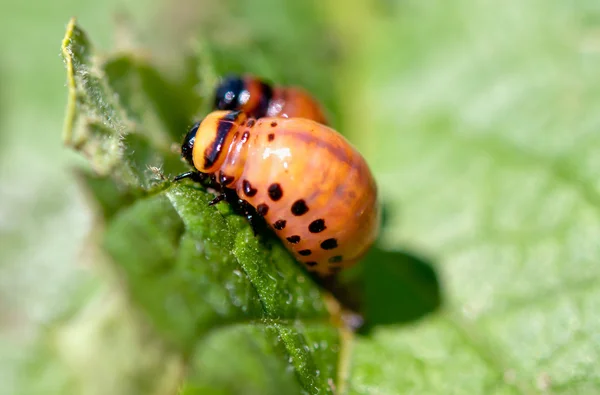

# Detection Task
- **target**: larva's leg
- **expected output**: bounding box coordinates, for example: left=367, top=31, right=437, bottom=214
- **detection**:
left=208, top=194, right=226, bottom=206
left=173, top=171, right=222, bottom=192
left=238, top=198, right=262, bottom=235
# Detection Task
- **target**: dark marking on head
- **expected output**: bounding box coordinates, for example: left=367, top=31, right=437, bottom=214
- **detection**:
left=219, top=171, right=234, bottom=186
left=320, top=238, right=338, bottom=250
left=291, top=199, right=309, bottom=216
left=270, top=121, right=278, bottom=127
left=298, top=249, right=312, bottom=256
left=328, top=255, right=343, bottom=263
left=287, top=235, right=301, bottom=244
left=242, top=179, right=257, bottom=197
left=308, top=219, right=326, bottom=233
left=268, top=133, right=275, bottom=142
left=247, top=119, right=256, bottom=127
left=214, top=75, right=245, bottom=110
left=204, top=111, right=242, bottom=168
left=305, top=261, right=318, bottom=267
left=273, top=219, right=286, bottom=230
left=181, top=121, right=200, bottom=167
left=257, top=203, right=269, bottom=216
left=268, top=183, right=283, bottom=201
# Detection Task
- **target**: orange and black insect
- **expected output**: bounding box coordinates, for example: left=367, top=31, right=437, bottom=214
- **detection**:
left=214, top=74, right=328, bottom=125
left=175, top=110, right=379, bottom=276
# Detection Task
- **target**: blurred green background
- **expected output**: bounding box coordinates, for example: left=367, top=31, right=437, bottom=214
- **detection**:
left=3, top=0, right=600, bottom=393
left=0, top=0, right=159, bottom=388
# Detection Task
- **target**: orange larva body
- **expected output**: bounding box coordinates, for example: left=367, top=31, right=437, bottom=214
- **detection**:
left=181, top=110, right=379, bottom=276
left=214, top=74, right=329, bottom=125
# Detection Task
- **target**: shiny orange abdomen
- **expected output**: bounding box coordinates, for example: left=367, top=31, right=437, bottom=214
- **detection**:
left=211, top=115, right=379, bottom=276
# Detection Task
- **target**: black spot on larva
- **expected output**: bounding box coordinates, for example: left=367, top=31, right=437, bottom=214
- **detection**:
left=298, top=249, right=312, bottom=256
left=241, top=130, right=250, bottom=142
left=270, top=121, right=277, bottom=127
left=273, top=219, right=286, bottom=230
left=247, top=119, right=256, bottom=127
left=243, top=179, right=257, bottom=197
left=328, top=255, right=343, bottom=263
left=257, top=203, right=269, bottom=216
left=268, top=133, right=275, bottom=141
left=291, top=199, right=309, bottom=216
left=308, top=219, right=326, bottom=233
left=286, top=235, right=301, bottom=244
left=320, top=238, right=338, bottom=250
left=219, top=171, right=234, bottom=186
left=305, top=261, right=318, bottom=267
left=268, top=183, right=283, bottom=201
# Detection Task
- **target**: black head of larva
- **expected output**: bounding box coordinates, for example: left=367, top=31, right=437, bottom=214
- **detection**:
left=181, top=121, right=200, bottom=167
left=214, top=75, right=245, bottom=110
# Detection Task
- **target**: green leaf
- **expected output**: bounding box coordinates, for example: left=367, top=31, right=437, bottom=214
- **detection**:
left=103, top=183, right=335, bottom=349
left=362, top=248, right=441, bottom=330
left=61, top=19, right=193, bottom=188
left=332, top=0, right=600, bottom=393
left=10, top=0, right=600, bottom=393
left=46, top=0, right=600, bottom=392
left=50, top=18, right=354, bottom=395
left=102, top=55, right=200, bottom=144
left=182, top=321, right=340, bottom=395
